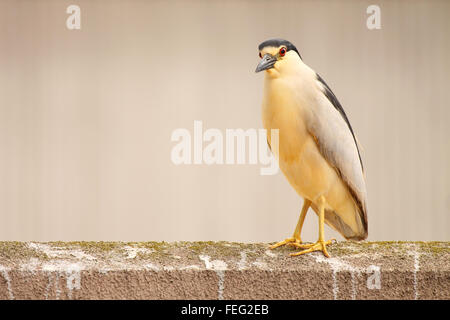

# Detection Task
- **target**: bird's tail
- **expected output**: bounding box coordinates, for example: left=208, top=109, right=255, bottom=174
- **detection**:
left=325, top=209, right=368, bottom=240
left=312, top=202, right=368, bottom=240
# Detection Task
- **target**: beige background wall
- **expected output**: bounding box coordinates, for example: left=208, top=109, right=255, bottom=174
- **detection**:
left=0, top=0, right=449, bottom=241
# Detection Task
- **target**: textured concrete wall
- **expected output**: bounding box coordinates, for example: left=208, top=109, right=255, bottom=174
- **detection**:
left=0, top=241, right=448, bottom=300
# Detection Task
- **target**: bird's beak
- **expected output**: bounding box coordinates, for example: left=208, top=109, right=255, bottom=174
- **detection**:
left=255, top=53, right=277, bottom=73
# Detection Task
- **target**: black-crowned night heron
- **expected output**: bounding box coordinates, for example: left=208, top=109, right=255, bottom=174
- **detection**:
left=256, top=38, right=368, bottom=257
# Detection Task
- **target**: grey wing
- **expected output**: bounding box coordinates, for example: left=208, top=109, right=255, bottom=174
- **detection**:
left=307, top=74, right=368, bottom=238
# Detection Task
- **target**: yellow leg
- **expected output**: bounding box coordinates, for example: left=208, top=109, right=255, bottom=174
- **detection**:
left=269, top=199, right=311, bottom=249
left=290, top=196, right=335, bottom=258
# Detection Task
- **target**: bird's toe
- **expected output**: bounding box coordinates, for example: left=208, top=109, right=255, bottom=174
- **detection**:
left=269, top=237, right=302, bottom=250
left=290, top=239, right=335, bottom=258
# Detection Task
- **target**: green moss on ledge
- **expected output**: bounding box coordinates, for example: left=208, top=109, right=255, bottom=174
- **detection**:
left=0, top=241, right=448, bottom=262
left=0, top=242, right=49, bottom=260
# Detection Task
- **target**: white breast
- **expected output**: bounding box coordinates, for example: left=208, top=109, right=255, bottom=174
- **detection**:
left=261, top=63, right=340, bottom=204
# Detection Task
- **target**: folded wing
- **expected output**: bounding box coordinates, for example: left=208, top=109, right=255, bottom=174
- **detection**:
left=306, top=74, right=368, bottom=240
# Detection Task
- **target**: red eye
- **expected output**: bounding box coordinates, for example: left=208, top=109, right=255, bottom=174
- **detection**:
left=259, top=52, right=262, bottom=58
left=279, top=47, right=286, bottom=56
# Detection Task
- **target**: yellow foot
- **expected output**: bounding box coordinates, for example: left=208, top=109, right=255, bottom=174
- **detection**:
left=290, top=239, right=335, bottom=258
left=269, top=237, right=302, bottom=250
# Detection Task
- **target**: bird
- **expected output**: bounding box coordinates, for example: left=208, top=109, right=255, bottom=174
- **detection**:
left=255, top=38, right=368, bottom=257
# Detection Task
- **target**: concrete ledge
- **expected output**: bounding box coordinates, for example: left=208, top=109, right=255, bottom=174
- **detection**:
left=0, top=241, right=448, bottom=300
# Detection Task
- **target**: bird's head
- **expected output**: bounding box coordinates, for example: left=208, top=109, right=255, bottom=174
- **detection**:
left=255, top=38, right=302, bottom=76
